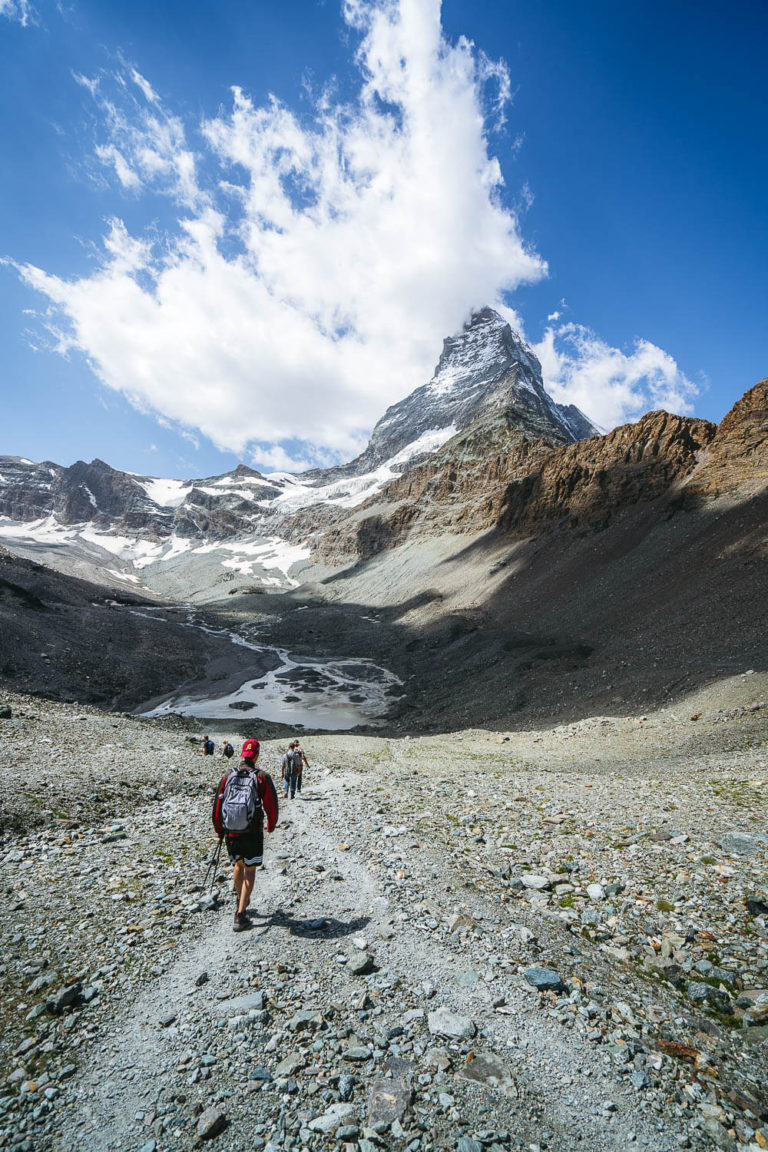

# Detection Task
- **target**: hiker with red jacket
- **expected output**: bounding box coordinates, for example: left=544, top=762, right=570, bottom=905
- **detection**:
left=212, top=738, right=279, bottom=932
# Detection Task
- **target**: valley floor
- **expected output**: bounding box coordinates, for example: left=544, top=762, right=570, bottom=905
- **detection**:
left=1, top=685, right=767, bottom=1152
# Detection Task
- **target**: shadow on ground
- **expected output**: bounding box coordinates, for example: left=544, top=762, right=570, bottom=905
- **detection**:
left=251, top=909, right=371, bottom=941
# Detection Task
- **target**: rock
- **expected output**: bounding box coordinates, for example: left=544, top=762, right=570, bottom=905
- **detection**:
left=138, top=1142, right=157, bottom=1152
left=46, top=982, right=82, bottom=1014
left=456, top=1139, right=483, bottom=1152
left=425, top=1047, right=452, bottom=1071
left=337, top=1074, right=355, bottom=1100
left=348, top=952, right=375, bottom=976
left=215, top=991, right=266, bottom=1016
left=520, top=874, right=551, bottom=891
left=586, top=883, right=605, bottom=900
left=746, top=894, right=768, bottom=917
left=427, top=1008, right=476, bottom=1040
left=342, top=1046, right=372, bottom=1062
left=288, top=1009, right=323, bottom=1031
left=336, top=1126, right=359, bottom=1140
left=308, top=1102, right=356, bottom=1134
left=195, top=971, right=209, bottom=987
left=448, top=913, right=477, bottom=933
left=159, top=1012, right=177, bottom=1028
left=687, top=981, right=732, bottom=1013
left=523, top=967, right=566, bottom=993
left=274, top=1053, right=305, bottom=1076
left=630, top=1070, right=650, bottom=1090
left=744, top=997, right=768, bottom=1027
left=196, top=1105, right=226, bottom=1140
left=457, top=1051, right=517, bottom=1098
left=0, top=705, right=12, bottom=718
left=719, top=832, right=766, bottom=856
left=709, top=966, right=739, bottom=989
left=456, top=969, right=479, bottom=988
left=367, top=1076, right=413, bottom=1126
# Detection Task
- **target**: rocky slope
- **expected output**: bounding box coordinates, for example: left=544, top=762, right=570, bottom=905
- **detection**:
left=1, top=685, right=767, bottom=1152
left=0, top=547, right=281, bottom=710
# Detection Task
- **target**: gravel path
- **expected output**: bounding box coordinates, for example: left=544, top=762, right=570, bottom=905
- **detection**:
left=1, top=688, right=767, bottom=1152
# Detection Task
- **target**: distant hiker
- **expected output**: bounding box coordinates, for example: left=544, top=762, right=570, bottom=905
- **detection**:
left=281, top=741, right=299, bottom=800
left=212, top=738, right=279, bottom=932
left=202, top=735, right=215, bottom=756
left=280, top=739, right=310, bottom=798
left=293, top=740, right=310, bottom=794
left=222, top=740, right=234, bottom=760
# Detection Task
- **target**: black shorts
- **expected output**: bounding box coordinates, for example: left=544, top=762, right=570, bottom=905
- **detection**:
left=225, top=820, right=263, bottom=866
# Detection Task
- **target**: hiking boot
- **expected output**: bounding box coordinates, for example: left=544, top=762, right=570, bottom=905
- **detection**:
left=233, top=911, right=248, bottom=932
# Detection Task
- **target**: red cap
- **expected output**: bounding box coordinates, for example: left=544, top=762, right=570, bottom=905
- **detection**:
left=241, top=738, right=260, bottom=760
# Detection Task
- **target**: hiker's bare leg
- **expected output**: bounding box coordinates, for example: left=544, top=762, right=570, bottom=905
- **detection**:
left=233, top=859, right=244, bottom=902
left=238, top=864, right=256, bottom=915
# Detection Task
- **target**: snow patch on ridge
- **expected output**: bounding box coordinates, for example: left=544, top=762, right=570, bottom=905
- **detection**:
left=269, top=425, right=457, bottom=513
left=0, top=516, right=308, bottom=587
left=138, top=478, right=192, bottom=507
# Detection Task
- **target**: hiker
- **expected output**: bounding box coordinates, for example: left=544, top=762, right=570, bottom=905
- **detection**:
left=293, top=740, right=310, bottom=794
left=202, top=735, right=215, bottom=756
left=281, top=740, right=301, bottom=800
left=222, top=740, right=234, bottom=760
left=212, top=738, right=279, bottom=932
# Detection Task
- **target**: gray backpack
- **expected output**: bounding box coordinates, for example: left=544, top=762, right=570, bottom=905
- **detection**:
left=221, top=770, right=260, bottom=832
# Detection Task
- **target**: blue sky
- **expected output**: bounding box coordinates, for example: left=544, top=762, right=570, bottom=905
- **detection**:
left=1, top=0, right=766, bottom=480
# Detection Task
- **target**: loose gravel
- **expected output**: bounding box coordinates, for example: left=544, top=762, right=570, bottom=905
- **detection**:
left=1, top=685, right=767, bottom=1152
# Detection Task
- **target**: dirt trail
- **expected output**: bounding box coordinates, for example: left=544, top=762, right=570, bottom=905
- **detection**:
left=50, top=768, right=672, bottom=1152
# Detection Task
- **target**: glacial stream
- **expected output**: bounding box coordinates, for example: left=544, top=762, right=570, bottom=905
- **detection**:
left=137, top=608, right=401, bottom=730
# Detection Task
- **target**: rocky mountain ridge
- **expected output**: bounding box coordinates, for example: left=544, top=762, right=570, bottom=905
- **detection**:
left=0, top=309, right=597, bottom=592
left=304, top=380, right=768, bottom=566
left=310, top=308, right=598, bottom=481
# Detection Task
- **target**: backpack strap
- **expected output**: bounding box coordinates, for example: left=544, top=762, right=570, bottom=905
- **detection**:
left=212, top=773, right=230, bottom=838
left=257, top=770, right=279, bottom=833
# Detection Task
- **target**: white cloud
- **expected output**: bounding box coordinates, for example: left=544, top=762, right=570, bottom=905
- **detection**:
left=534, top=322, right=699, bottom=431
left=16, top=0, right=546, bottom=467
left=0, top=0, right=32, bottom=26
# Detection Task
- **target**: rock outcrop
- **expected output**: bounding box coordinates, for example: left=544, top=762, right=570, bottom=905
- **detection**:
left=307, top=409, right=719, bottom=564
left=686, top=378, right=768, bottom=497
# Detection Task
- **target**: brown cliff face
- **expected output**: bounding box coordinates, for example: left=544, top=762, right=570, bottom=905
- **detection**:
left=686, top=379, right=768, bottom=497
left=307, top=407, right=719, bottom=564
left=497, top=410, right=716, bottom=535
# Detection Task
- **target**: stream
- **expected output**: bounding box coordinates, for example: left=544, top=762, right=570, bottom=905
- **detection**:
left=136, top=607, right=402, bottom=730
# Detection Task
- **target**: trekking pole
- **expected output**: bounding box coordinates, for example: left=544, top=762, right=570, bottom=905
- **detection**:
left=209, top=835, right=224, bottom=892
left=200, top=837, right=223, bottom=891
